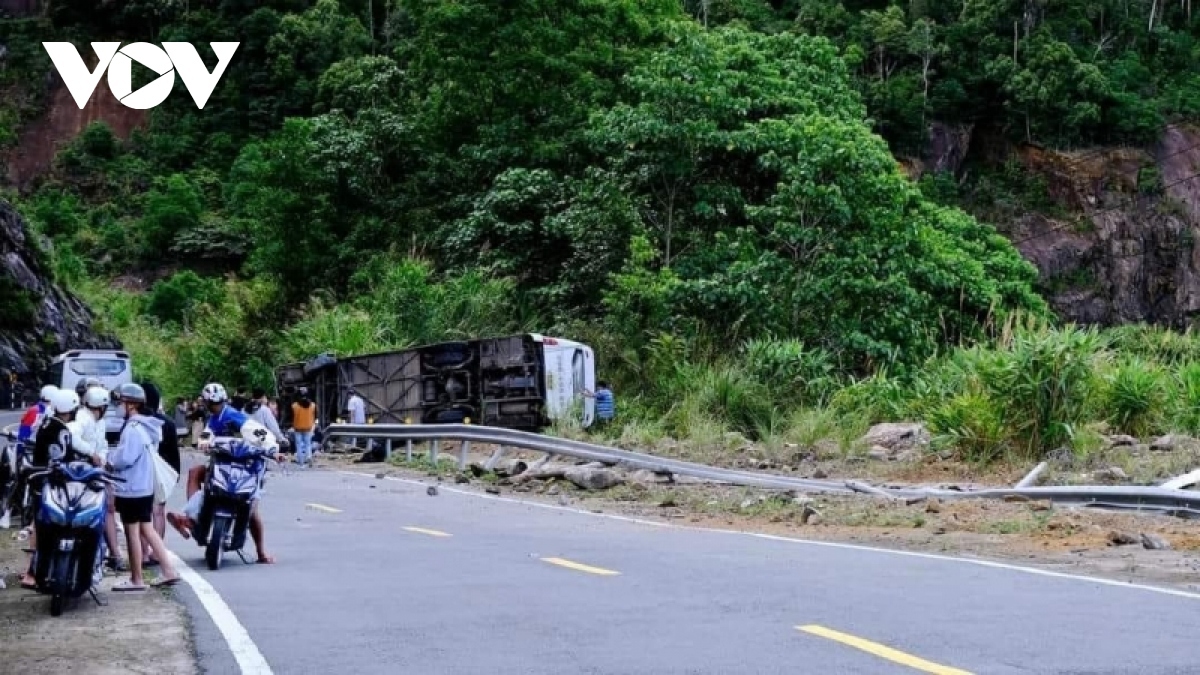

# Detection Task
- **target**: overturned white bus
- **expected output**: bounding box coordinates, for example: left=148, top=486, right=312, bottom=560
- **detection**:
left=273, top=334, right=597, bottom=433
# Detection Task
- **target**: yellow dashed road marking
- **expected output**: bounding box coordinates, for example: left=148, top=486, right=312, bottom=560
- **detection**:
left=797, top=625, right=974, bottom=675
left=540, top=557, right=620, bottom=576
left=403, top=526, right=452, bottom=537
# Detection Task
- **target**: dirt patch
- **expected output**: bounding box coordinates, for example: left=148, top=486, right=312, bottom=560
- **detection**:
left=0, top=531, right=197, bottom=674
left=316, top=443, right=1200, bottom=593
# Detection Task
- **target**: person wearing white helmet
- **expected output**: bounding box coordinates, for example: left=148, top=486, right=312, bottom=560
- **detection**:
left=15, top=385, right=57, bottom=459
left=2, top=384, right=57, bottom=531
left=67, top=385, right=125, bottom=572
left=166, top=382, right=278, bottom=564
left=18, top=388, right=82, bottom=589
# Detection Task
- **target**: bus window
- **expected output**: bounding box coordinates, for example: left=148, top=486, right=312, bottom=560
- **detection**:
left=572, top=349, right=584, bottom=396
left=67, top=359, right=127, bottom=377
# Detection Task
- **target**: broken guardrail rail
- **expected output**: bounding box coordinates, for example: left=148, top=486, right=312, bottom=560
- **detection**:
left=325, top=423, right=1200, bottom=519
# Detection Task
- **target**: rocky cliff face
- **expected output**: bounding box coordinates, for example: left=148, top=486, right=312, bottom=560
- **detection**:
left=1006, top=125, right=1200, bottom=327
left=907, top=122, right=1200, bottom=328
left=0, top=199, right=118, bottom=374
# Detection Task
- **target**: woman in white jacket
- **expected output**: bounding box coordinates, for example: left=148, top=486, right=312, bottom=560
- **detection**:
left=108, top=384, right=180, bottom=591
left=67, top=386, right=126, bottom=573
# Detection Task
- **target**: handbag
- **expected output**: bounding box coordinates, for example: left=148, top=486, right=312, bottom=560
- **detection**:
left=152, top=451, right=178, bottom=504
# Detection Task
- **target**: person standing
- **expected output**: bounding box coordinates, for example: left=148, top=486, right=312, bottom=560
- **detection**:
left=188, top=398, right=206, bottom=447
left=174, top=397, right=188, bottom=430
left=141, top=382, right=180, bottom=566
left=291, top=387, right=316, bottom=467
left=107, top=383, right=179, bottom=591
left=66, top=385, right=125, bottom=574
left=248, top=388, right=287, bottom=451
left=583, top=381, right=615, bottom=426
left=346, top=389, right=365, bottom=449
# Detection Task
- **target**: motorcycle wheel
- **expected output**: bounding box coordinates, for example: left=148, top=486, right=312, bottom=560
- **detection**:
left=206, top=516, right=229, bottom=571
left=48, top=551, right=73, bottom=617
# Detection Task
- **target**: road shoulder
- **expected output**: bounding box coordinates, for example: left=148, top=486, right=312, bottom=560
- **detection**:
left=0, top=530, right=198, bottom=674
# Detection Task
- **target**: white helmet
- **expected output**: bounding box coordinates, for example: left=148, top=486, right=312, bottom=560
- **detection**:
left=241, top=419, right=278, bottom=452
left=49, top=389, right=80, bottom=415
left=201, top=382, right=228, bottom=404
left=83, top=387, right=110, bottom=409
left=40, top=385, right=59, bottom=402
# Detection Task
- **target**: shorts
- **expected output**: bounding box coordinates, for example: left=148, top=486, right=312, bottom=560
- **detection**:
left=115, top=495, right=154, bottom=524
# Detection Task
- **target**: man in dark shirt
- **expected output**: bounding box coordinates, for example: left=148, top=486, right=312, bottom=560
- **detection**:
left=140, top=382, right=179, bottom=567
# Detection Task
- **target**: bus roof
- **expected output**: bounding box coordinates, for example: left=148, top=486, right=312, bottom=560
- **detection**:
left=52, top=349, right=131, bottom=363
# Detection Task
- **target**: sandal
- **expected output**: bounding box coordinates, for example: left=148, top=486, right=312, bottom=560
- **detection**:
left=113, top=580, right=146, bottom=592
left=151, top=576, right=181, bottom=587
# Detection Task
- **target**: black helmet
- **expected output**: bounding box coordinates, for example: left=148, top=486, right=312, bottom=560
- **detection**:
left=114, top=382, right=147, bottom=403
left=74, top=377, right=89, bottom=396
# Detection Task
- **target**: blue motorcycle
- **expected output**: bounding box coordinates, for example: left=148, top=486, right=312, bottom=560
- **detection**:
left=27, top=460, right=123, bottom=616
left=194, top=438, right=265, bottom=571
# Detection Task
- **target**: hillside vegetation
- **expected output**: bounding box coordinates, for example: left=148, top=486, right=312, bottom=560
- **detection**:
left=5, top=0, right=1200, bottom=465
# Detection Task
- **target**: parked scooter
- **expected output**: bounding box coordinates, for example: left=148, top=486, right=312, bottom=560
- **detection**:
left=27, top=459, right=123, bottom=616
left=0, top=439, right=37, bottom=530
left=193, top=434, right=269, bottom=570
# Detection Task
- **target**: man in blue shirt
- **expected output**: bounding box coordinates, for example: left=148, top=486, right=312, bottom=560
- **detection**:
left=166, top=382, right=277, bottom=564
left=584, top=381, right=615, bottom=426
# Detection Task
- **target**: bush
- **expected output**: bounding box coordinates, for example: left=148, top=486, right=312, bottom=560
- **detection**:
left=1100, top=358, right=1168, bottom=437
left=0, top=277, right=36, bottom=329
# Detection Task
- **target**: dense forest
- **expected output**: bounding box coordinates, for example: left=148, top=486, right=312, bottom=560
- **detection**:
left=5, top=0, right=1200, bottom=463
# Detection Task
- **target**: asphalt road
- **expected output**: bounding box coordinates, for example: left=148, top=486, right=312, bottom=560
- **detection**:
left=6, top=408, right=1200, bottom=674
left=167, top=454, right=1200, bottom=675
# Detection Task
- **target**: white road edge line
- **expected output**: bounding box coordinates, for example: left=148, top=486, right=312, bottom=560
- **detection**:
left=338, top=470, right=1200, bottom=602
left=168, top=551, right=274, bottom=674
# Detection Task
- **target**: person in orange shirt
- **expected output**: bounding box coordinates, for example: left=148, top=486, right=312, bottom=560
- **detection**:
left=290, top=387, right=317, bottom=468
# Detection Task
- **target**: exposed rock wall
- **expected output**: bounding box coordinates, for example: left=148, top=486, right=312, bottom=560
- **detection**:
left=0, top=199, right=119, bottom=374
left=1006, top=125, right=1200, bottom=327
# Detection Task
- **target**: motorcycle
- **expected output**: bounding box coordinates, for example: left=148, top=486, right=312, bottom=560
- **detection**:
left=0, top=440, right=13, bottom=529
left=27, top=459, right=123, bottom=616
left=192, top=436, right=266, bottom=570
left=0, top=438, right=37, bottom=530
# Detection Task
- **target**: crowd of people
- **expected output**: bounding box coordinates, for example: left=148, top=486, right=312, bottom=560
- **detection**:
left=8, top=379, right=295, bottom=593
left=13, top=380, right=182, bottom=591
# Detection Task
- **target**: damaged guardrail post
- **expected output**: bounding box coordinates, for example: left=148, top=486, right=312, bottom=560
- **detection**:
left=1015, top=462, right=1048, bottom=488
left=459, top=418, right=472, bottom=470
left=484, top=445, right=506, bottom=472
left=401, top=417, right=413, bottom=461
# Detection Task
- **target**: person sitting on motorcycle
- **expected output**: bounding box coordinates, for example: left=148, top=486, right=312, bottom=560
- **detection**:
left=19, top=389, right=82, bottom=589
left=1, top=385, right=57, bottom=531
left=166, top=382, right=277, bottom=564
left=16, top=385, right=57, bottom=461
left=66, top=385, right=125, bottom=573
left=108, top=383, right=180, bottom=591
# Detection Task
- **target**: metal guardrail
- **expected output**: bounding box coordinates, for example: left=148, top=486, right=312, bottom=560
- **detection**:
left=325, top=423, right=1200, bottom=519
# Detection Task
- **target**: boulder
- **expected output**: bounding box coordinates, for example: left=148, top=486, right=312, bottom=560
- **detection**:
left=858, top=423, right=930, bottom=458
